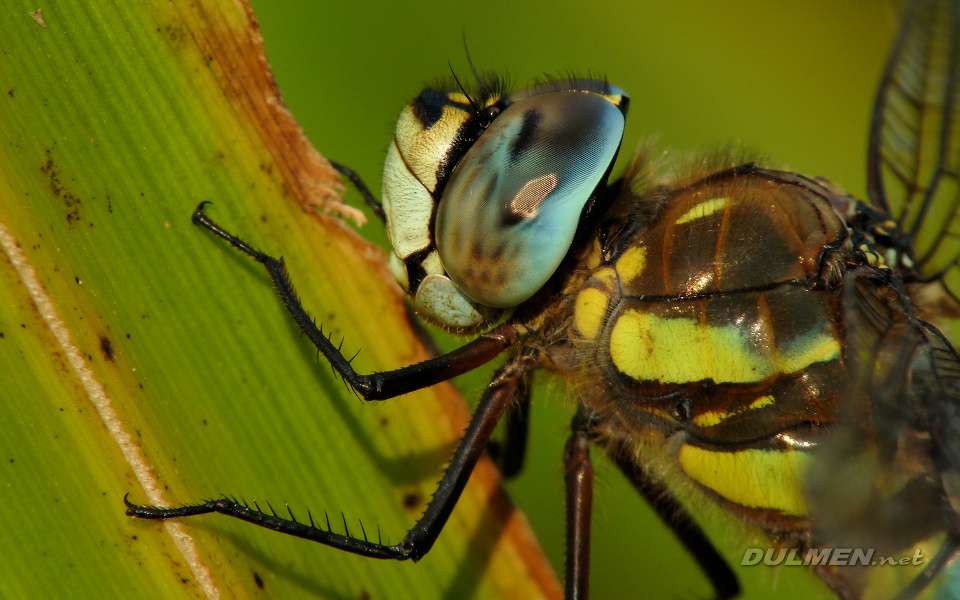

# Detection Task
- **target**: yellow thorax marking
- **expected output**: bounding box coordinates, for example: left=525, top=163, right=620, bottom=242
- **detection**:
left=749, top=394, right=776, bottom=410
left=677, top=444, right=812, bottom=516
left=692, top=395, right=776, bottom=428
left=675, top=197, right=730, bottom=226
left=777, top=330, right=841, bottom=375
left=574, top=288, right=611, bottom=341
left=609, top=309, right=839, bottom=385
left=584, top=239, right=603, bottom=270
left=610, top=310, right=772, bottom=384
left=592, top=267, right=617, bottom=289
left=615, top=246, right=647, bottom=285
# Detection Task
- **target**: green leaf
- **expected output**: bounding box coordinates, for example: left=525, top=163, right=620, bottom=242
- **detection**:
left=0, top=1, right=559, bottom=598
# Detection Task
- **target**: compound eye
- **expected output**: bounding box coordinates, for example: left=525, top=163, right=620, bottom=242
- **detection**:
left=435, top=91, right=625, bottom=308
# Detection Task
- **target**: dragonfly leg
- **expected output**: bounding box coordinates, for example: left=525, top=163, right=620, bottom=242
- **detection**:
left=609, top=440, right=740, bottom=600
left=191, top=202, right=522, bottom=401
left=126, top=351, right=539, bottom=562
left=564, top=408, right=595, bottom=600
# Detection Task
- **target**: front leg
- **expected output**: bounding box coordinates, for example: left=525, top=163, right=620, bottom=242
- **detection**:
left=126, top=352, right=539, bottom=562
left=191, top=202, right=521, bottom=400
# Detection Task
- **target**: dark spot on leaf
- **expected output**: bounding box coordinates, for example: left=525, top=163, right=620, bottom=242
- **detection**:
left=253, top=571, right=264, bottom=589
left=402, top=491, right=422, bottom=510
left=40, top=149, right=82, bottom=226
left=99, top=336, right=114, bottom=362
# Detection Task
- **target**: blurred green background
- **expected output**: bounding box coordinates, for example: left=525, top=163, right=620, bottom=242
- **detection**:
left=243, top=1, right=892, bottom=598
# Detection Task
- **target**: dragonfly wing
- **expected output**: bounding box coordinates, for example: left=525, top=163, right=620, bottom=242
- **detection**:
left=868, top=0, right=960, bottom=302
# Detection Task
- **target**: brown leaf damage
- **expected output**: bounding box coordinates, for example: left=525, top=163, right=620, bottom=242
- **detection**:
left=173, top=1, right=364, bottom=225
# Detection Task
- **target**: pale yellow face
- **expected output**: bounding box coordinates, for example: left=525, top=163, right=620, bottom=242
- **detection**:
left=382, top=102, right=472, bottom=271
left=381, top=91, right=506, bottom=331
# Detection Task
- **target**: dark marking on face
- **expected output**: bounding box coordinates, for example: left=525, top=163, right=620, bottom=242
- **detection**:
left=405, top=246, right=432, bottom=293
left=412, top=89, right=448, bottom=130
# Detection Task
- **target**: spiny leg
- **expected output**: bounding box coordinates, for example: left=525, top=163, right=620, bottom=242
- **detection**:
left=126, top=352, right=539, bottom=561
left=329, top=161, right=384, bottom=222
left=564, top=408, right=594, bottom=600
left=609, top=441, right=739, bottom=600
left=191, top=202, right=520, bottom=400
left=487, top=372, right=531, bottom=479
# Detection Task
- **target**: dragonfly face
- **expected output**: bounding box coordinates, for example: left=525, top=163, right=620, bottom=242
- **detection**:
left=126, top=0, right=960, bottom=598
left=381, top=78, right=628, bottom=330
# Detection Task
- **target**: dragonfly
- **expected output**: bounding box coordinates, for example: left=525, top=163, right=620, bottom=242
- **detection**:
left=126, top=0, right=960, bottom=597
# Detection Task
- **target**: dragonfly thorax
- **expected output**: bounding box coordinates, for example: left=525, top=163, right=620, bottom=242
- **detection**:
left=571, top=166, right=852, bottom=527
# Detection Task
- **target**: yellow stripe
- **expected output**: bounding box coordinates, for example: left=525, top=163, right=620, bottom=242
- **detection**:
left=615, top=246, right=646, bottom=285
left=675, top=197, right=729, bottom=225
left=574, top=288, right=610, bottom=341
left=678, top=445, right=812, bottom=516
left=691, top=395, right=776, bottom=428
left=609, top=309, right=774, bottom=384
left=692, top=410, right=728, bottom=428
left=778, top=330, right=841, bottom=375
left=749, top=394, right=775, bottom=410
left=609, top=308, right=840, bottom=385
left=592, top=267, right=617, bottom=289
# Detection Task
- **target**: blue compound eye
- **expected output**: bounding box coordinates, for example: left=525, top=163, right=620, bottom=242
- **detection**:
left=435, top=91, right=625, bottom=308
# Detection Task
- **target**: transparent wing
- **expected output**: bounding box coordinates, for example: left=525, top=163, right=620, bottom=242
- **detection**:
left=868, top=0, right=960, bottom=301
left=807, top=269, right=960, bottom=597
